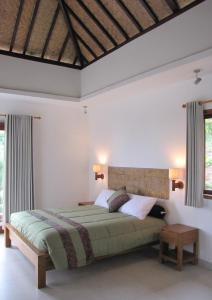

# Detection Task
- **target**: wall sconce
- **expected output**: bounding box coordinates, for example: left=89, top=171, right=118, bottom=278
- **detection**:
left=169, top=168, right=184, bottom=191
left=93, top=164, right=104, bottom=180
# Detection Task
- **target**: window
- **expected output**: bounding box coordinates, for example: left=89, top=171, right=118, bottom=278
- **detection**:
left=204, top=110, right=212, bottom=196
left=0, top=122, right=5, bottom=232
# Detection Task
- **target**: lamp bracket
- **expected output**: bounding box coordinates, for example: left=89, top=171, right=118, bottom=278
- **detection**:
left=172, top=180, right=184, bottom=191
left=95, top=173, right=104, bottom=180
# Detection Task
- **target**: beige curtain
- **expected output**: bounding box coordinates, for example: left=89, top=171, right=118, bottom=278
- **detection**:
left=185, top=101, right=204, bottom=207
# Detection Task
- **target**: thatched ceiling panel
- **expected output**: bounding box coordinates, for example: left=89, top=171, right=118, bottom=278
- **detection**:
left=122, top=0, right=155, bottom=29
left=83, top=0, right=125, bottom=44
left=67, top=0, right=114, bottom=50
left=60, top=40, right=76, bottom=64
left=0, top=0, right=205, bottom=69
left=79, top=40, right=95, bottom=62
left=101, top=0, right=139, bottom=38
left=44, top=11, right=68, bottom=61
left=27, top=0, right=58, bottom=57
left=0, top=0, right=19, bottom=50
left=178, top=0, right=195, bottom=8
left=148, top=0, right=172, bottom=20
left=71, top=17, right=103, bottom=57
left=12, top=0, right=37, bottom=53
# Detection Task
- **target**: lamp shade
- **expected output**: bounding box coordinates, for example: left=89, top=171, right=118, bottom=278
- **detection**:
left=169, top=168, right=184, bottom=180
left=93, top=164, right=101, bottom=173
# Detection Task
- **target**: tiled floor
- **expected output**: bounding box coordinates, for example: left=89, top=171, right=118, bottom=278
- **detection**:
left=0, top=234, right=212, bottom=300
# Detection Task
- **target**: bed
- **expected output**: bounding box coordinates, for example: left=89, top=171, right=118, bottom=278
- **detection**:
left=5, top=167, right=169, bottom=288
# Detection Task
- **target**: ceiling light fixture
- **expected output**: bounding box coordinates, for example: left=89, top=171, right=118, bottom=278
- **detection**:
left=194, top=69, right=202, bottom=85
left=83, top=105, right=88, bottom=114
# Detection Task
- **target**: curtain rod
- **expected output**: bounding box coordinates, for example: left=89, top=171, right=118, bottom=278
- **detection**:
left=182, top=99, right=212, bottom=108
left=0, top=113, right=41, bottom=119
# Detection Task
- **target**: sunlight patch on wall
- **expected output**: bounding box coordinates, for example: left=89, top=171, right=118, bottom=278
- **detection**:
left=97, top=152, right=109, bottom=165
left=175, top=156, right=186, bottom=168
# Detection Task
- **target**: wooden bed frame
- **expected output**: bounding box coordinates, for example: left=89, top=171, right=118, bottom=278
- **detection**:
left=5, top=223, right=53, bottom=289
left=4, top=167, right=167, bottom=289
left=5, top=223, right=160, bottom=289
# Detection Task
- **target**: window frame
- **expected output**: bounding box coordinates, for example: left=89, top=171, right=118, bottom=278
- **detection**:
left=204, top=109, right=212, bottom=199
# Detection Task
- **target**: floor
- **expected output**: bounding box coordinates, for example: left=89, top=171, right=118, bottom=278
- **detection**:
left=0, top=235, right=212, bottom=300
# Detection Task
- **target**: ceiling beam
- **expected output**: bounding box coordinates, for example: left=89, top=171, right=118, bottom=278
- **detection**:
left=58, top=33, right=90, bottom=66
left=138, top=0, right=159, bottom=23
left=0, top=0, right=205, bottom=70
left=58, top=0, right=84, bottom=67
left=95, top=0, right=129, bottom=40
left=76, top=33, right=97, bottom=59
left=77, top=0, right=117, bottom=47
left=0, top=49, right=81, bottom=69
left=116, top=0, right=143, bottom=32
left=23, top=0, right=41, bottom=55
left=73, top=56, right=77, bottom=65
left=73, top=56, right=78, bottom=65
left=65, top=2, right=106, bottom=53
left=58, top=33, right=69, bottom=62
left=41, top=4, right=60, bottom=58
left=165, top=0, right=180, bottom=13
left=81, top=53, right=88, bottom=65
left=10, top=0, right=24, bottom=52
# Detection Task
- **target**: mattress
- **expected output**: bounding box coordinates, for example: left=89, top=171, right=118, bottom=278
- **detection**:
left=10, top=205, right=165, bottom=270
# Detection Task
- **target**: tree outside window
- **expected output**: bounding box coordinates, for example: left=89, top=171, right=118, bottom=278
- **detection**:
left=205, top=111, right=212, bottom=193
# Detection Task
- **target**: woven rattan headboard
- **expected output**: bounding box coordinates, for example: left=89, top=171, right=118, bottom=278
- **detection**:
left=108, top=167, right=169, bottom=200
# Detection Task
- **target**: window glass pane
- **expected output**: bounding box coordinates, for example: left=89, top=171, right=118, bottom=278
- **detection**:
left=205, top=118, right=212, bottom=190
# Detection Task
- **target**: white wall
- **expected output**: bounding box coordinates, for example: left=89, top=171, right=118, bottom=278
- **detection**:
left=0, top=55, right=80, bottom=99
left=87, top=72, right=212, bottom=264
left=0, top=93, right=88, bottom=208
left=82, top=0, right=212, bottom=97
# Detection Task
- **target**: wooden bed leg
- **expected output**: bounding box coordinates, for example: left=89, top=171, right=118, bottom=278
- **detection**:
left=5, top=226, right=11, bottom=248
left=36, top=256, right=46, bottom=289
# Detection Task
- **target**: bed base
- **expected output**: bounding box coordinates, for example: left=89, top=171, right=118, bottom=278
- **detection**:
left=5, top=224, right=53, bottom=288
left=5, top=223, right=159, bottom=289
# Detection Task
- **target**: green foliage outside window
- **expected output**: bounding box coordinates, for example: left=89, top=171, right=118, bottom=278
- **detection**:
left=205, top=118, right=212, bottom=190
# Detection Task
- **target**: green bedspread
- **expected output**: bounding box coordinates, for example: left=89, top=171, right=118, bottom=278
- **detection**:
left=10, top=205, right=165, bottom=270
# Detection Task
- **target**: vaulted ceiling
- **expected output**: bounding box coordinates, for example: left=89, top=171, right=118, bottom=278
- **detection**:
left=0, top=0, right=205, bottom=70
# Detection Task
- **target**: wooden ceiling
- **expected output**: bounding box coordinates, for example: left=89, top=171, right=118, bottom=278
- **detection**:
left=0, top=0, right=205, bottom=70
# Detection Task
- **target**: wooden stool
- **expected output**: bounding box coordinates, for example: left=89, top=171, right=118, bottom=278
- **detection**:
left=159, top=224, right=199, bottom=271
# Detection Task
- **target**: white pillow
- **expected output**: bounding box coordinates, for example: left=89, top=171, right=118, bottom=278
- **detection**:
left=119, top=194, right=157, bottom=220
left=95, top=189, right=115, bottom=208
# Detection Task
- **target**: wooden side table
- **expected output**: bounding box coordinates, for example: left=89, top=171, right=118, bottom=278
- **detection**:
left=159, top=224, right=199, bottom=271
left=78, top=201, right=94, bottom=206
